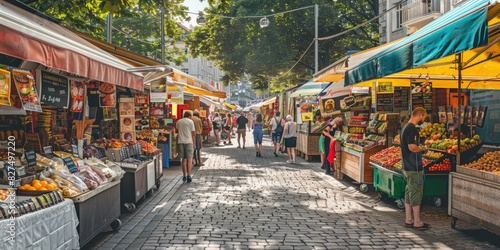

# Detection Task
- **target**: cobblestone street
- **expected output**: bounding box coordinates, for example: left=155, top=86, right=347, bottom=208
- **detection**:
left=86, top=132, right=500, bottom=250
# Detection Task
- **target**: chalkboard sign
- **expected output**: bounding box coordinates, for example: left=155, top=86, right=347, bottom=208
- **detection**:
left=393, top=87, right=409, bottom=108
left=71, top=144, right=79, bottom=158
left=63, top=157, right=79, bottom=173
left=24, top=151, right=37, bottom=167
left=39, top=70, right=69, bottom=108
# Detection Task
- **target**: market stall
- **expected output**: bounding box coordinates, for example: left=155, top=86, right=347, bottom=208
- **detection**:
left=290, top=81, right=330, bottom=160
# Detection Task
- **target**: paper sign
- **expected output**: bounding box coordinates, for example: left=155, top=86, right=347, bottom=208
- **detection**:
left=301, top=112, right=313, bottom=122
left=24, top=151, right=37, bottom=167
left=150, top=78, right=167, bottom=103
left=70, top=81, right=85, bottom=112
left=99, top=82, right=116, bottom=107
left=200, top=110, right=207, bottom=118
left=167, top=85, right=184, bottom=104
left=43, top=146, right=53, bottom=154
left=71, top=144, right=79, bottom=158
left=376, top=82, right=394, bottom=94
left=63, top=157, right=79, bottom=173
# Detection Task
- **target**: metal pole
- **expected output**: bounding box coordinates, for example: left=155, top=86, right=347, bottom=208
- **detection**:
left=268, top=76, right=271, bottom=98
left=106, top=13, right=112, bottom=43
left=457, top=53, right=462, bottom=165
left=160, top=7, right=165, bottom=64
left=314, top=4, right=319, bottom=73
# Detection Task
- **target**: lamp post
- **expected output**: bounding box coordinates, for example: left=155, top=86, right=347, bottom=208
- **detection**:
left=160, top=6, right=165, bottom=64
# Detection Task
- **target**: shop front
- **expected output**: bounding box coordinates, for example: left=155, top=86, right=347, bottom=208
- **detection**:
left=340, top=0, right=500, bottom=235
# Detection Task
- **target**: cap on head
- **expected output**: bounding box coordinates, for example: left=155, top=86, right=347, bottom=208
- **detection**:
left=276, top=111, right=281, bottom=116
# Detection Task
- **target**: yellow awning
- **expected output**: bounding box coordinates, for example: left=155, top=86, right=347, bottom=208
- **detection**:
left=223, top=102, right=236, bottom=109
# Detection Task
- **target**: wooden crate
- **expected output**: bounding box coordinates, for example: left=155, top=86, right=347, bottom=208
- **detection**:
left=456, top=165, right=500, bottom=183
left=450, top=172, right=500, bottom=235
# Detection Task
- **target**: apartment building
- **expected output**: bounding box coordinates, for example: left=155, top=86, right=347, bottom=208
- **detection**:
left=379, top=0, right=468, bottom=44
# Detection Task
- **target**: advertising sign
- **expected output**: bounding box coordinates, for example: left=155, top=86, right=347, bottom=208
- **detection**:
left=12, top=69, right=42, bottom=112
left=411, top=81, right=432, bottom=114
left=70, top=81, right=85, bottom=112
left=376, top=82, right=394, bottom=94
left=167, top=85, right=184, bottom=104
left=98, top=82, right=116, bottom=107
left=0, top=69, right=11, bottom=106
left=150, top=78, right=167, bottom=103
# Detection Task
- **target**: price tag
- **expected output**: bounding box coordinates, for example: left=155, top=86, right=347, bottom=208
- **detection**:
left=16, top=166, right=26, bottom=177
left=71, top=144, right=79, bottom=158
left=62, top=157, right=79, bottom=173
left=24, top=151, right=37, bottom=167
left=43, top=146, right=53, bottom=154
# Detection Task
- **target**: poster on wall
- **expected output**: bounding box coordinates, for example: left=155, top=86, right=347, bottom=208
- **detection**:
left=411, top=81, right=432, bottom=114
left=0, top=69, right=11, bottom=106
left=70, top=81, right=85, bottom=113
left=38, top=70, right=69, bottom=108
left=12, top=69, right=42, bottom=112
left=167, top=85, right=184, bottom=104
left=98, top=82, right=116, bottom=107
left=150, top=78, right=167, bottom=102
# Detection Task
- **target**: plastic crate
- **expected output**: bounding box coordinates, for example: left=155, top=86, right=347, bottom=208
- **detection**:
left=373, top=167, right=406, bottom=199
left=423, top=174, right=448, bottom=197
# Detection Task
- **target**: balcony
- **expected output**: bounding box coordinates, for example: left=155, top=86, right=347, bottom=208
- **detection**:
left=402, top=0, right=444, bottom=34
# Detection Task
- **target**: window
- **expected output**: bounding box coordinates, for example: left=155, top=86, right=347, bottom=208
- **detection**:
left=395, top=2, right=403, bottom=30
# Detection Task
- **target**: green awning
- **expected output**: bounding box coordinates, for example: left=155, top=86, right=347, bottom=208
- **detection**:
left=345, top=0, right=490, bottom=86
left=290, top=80, right=331, bottom=98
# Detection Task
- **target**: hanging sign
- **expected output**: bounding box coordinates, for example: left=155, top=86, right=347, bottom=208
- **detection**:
left=0, top=69, right=11, bottom=106
left=70, top=81, right=85, bottom=112
left=411, top=81, right=432, bottom=114
left=301, top=112, right=313, bottom=122
left=150, top=78, right=167, bottom=102
left=38, top=70, right=69, bottom=108
left=376, top=82, right=394, bottom=94
left=12, top=69, right=42, bottom=112
left=63, top=157, right=79, bottom=173
left=351, top=86, right=370, bottom=94
left=99, top=82, right=116, bottom=107
left=24, top=151, right=37, bottom=167
left=167, top=85, right=184, bottom=104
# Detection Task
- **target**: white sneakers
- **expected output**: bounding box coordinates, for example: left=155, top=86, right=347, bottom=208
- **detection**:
left=286, top=159, right=296, bottom=164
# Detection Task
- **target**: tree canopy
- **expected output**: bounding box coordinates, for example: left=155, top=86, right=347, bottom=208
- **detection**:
left=186, top=0, right=379, bottom=90
left=20, top=0, right=190, bottom=65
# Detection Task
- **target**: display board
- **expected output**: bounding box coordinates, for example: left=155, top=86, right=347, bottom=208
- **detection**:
left=411, top=81, right=432, bottom=114
left=38, top=70, right=69, bottom=108
left=470, top=90, right=497, bottom=144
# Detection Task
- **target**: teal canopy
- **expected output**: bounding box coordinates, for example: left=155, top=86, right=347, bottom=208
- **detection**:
left=290, top=80, right=331, bottom=98
left=345, top=0, right=490, bottom=86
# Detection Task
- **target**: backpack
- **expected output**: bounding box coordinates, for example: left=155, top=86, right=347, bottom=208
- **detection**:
left=275, top=118, right=283, bottom=133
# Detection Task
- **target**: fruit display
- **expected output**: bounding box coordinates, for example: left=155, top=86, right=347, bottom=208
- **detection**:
left=426, top=134, right=481, bottom=154
left=370, top=146, right=401, bottom=167
left=419, top=123, right=446, bottom=139
left=107, top=139, right=137, bottom=149
left=424, top=151, right=444, bottom=160
left=393, top=160, right=402, bottom=169
left=427, top=158, right=452, bottom=172
left=0, top=189, right=14, bottom=202
left=393, top=134, right=400, bottom=144
left=18, top=180, right=58, bottom=192
left=138, top=140, right=159, bottom=154
left=463, top=151, right=500, bottom=175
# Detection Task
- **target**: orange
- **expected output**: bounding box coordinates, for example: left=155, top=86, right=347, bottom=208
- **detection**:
left=39, top=188, right=47, bottom=191
left=40, top=181, right=48, bottom=187
left=18, top=186, right=26, bottom=190
left=27, top=187, right=36, bottom=191
left=46, top=184, right=57, bottom=190
left=32, top=182, right=43, bottom=190
left=31, top=180, right=40, bottom=186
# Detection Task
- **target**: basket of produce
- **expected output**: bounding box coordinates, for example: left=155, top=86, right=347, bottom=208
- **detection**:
left=17, top=179, right=59, bottom=196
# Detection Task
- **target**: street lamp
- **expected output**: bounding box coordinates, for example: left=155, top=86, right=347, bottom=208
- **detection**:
left=260, top=17, right=269, bottom=28
left=197, top=12, right=206, bottom=25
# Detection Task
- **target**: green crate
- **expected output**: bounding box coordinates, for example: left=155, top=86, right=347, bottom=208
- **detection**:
left=373, top=168, right=406, bottom=199
left=423, top=174, right=448, bottom=197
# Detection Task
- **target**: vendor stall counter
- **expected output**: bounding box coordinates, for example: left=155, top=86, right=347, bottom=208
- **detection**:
left=72, top=180, right=122, bottom=247
left=119, top=159, right=153, bottom=212
left=449, top=166, right=500, bottom=235
left=340, top=146, right=384, bottom=192
left=0, top=199, right=79, bottom=250
left=296, top=121, right=323, bottom=160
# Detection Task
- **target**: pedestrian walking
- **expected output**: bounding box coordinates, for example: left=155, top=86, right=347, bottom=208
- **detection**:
left=176, top=111, right=196, bottom=183
left=283, top=115, right=297, bottom=163
left=212, top=112, right=222, bottom=146
left=401, top=107, right=431, bottom=230
left=253, top=114, right=264, bottom=157
left=224, top=113, right=233, bottom=145
left=247, top=113, right=254, bottom=131
left=270, top=111, right=285, bottom=157
left=236, top=112, right=248, bottom=148
left=315, top=113, right=326, bottom=168
left=191, top=110, right=204, bottom=167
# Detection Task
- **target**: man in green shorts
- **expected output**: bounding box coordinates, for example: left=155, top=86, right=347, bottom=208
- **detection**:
left=400, top=107, right=431, bottom=230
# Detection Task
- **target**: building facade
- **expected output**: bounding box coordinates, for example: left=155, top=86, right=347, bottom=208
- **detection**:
left=379, top=0, right=468, bottom=44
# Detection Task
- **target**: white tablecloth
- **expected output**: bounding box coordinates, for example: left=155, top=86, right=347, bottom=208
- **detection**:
left=0, top=199, right=79, bottom=250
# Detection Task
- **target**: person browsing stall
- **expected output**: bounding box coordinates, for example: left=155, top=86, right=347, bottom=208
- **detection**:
left=191, top=110, right=204, bottom=167
left=400, top=107, right=431, bottom=230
